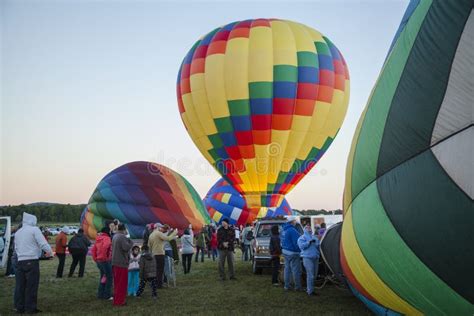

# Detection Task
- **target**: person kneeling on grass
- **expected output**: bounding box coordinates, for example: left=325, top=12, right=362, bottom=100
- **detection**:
left=136, top=248, right=158, bottom=299
left=111, top=224, right=133, bottom=306
left=298, top=224, right=320, bottom=296
left=127, top=245, right=141, bottom=296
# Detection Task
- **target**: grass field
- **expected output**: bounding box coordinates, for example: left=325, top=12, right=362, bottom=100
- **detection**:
left=0, top=251, right=370, bottom=315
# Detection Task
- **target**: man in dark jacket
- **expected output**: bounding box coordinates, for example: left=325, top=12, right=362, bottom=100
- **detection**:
left=269, top=225, right=281, bottom=285
left=111, top=224, right=133, bottom=306
left=142, top=223, right=154, bottom=251
left=68, top=228, right=91, bottom=277
left=217, top=218, right=235, bottom=280
left=281, top=216, right=302, bottom=291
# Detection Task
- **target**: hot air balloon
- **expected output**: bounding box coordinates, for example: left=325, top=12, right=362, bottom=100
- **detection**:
left=341, top=0, right=473, bottom=315
left=80, top=161, right=211, bottom=239
left=177, top=19, right=350, bottom=221
left=204, top=178, right=293, bottom=226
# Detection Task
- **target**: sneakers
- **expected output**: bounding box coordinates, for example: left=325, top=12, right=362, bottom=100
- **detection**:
left=108, top=297, right=113, bottom=301
left=272, top=283, right=279, bottom=286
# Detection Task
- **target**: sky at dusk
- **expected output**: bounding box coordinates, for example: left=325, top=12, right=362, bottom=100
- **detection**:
left=1, top=0, right=409, bottom=210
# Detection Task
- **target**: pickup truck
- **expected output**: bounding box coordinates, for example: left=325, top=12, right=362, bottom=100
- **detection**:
left=251, top=218, right=303, bottom=274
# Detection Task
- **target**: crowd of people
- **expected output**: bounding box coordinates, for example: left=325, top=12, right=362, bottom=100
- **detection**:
left=6, top=212, right=326, bottom=313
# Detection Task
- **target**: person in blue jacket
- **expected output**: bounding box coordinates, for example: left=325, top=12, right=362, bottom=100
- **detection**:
left=280, top=216, right=302, bottom=291
left=298, top=224, right=320, bottom=296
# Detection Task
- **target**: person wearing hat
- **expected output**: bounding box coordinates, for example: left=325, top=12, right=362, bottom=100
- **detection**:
left=298, top=224, right=320, bottom=296
left=148, top=223, right=177, bottom=288
left=111, top=223, right=134, bottom=306
left=55, top=226, right=69, bottom=278
left=217, top=218, right=236, bottom=280
left=281, top=216, right=302, bottom=291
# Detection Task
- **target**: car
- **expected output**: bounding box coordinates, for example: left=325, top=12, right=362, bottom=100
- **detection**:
left=251, top=217, right=303, bottom=274
left=47, top=227, right=61, bottom=236
left=67, top=226, right=79, bottom=235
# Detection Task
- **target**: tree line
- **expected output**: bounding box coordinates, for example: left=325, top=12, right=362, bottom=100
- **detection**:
left=293, top=209, right=343, bottom=215
left=0, top=203, right=342, bottom=224
left=0, top=203, right=86, bottom=223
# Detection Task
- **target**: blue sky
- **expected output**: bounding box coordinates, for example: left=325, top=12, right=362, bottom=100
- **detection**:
left=1, top=0, right=408, bottom=209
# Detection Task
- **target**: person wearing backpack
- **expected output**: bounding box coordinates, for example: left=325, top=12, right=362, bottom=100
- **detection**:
left=68, top=228, right=91, bottom=277
left=240, top=224, right=253, bottom=261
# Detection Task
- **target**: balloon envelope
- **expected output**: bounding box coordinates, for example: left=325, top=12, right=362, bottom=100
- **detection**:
left=177, top=18, right=350, bottom=214
left=204, top=178, right=293, bottom=226
left=81, top=161, right=210, bottom=239
left=341, top=1, right=473, bottom=314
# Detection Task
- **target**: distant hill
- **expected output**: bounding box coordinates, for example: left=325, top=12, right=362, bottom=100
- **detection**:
left=27, top=202, right=85, bottom=207
left=27, top=202, right=57, bottom=206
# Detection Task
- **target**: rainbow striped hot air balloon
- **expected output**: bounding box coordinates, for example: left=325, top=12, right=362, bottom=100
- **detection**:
left=204, top=178, right=293, bottom=226
left=81, top=161, right=210, bottom=239
left=341, top=1, right=473, bottom=315
left=177, top=19, right=349, bottom=221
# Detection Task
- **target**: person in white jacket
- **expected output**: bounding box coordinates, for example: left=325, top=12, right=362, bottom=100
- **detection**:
left=14, top=212, right=52, bottom=314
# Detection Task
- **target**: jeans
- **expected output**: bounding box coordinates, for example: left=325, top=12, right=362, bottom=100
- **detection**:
left=154, top=255, right=165, bottom=288
left=211, top=248, right=218, bottom=261
left=6, top=252, right=15, bottom=276
left=283, top=253, right=301, bottom=290
left=136, top=277, right=157, bottom=297
left=242, top=244, right=250, bottom=261
left=96, top=261, right=112, bottom=299
left=195, top=246, right=205, bottom=262
left=127, top=270, right=139, bottom=296
left=303, top=257, right=319, bottom=294
left=271, top=256, right=280, bottom=284
left=69, top=249, right=87, bottom=277
left=181, top=253, right=193, bottom=273
left=15, top=260, right=40, bottom=313
left=218, top=249, right=234, bottom=279
left=56, top=253, right=66, bottom=278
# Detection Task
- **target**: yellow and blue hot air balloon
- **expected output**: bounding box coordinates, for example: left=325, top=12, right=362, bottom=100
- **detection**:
left=177, top=19, right=350, bottom=219
left=204, top=178, right=293, bottom=226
